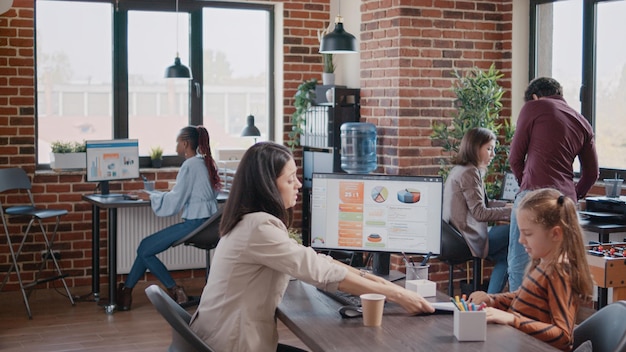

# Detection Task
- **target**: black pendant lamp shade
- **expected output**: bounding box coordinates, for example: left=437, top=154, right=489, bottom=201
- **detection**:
left=319, top=16, right=357, bottom=54
left=165, top=56, right=191, bottom=78
left=241, top=114, right=261, bottom=137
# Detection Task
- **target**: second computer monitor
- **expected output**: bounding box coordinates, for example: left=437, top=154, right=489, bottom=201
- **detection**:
left=310, top=173, right=443, bottom=258
left=86, top=139, right=140, bottom=194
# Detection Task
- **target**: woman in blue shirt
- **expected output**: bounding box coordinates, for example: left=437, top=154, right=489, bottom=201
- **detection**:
left=117, top=125, right=221, bottom=311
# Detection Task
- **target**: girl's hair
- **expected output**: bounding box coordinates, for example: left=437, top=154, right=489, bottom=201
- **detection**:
left=524, top=77, right=563, bottom=102
left=219, top=142, right=294, bottom=236
left=453, top=127, right=497, bottom=168
left=178, top=125, right=221, bottom=191
left=517, top=188, right=594, bottom=302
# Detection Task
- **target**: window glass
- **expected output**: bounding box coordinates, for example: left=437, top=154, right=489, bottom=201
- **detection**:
left=595, top=1, right=626, bottom=169
left=36, top=1, right=112, bottom=163
left=128, top=11, right=190, bottom=156
left=202, top=8, right=270, bottom=149
left=535, top=1, right=582, bottom=112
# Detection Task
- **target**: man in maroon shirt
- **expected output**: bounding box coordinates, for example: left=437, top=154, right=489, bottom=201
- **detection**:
left=507, top=77, right=598, bottom=291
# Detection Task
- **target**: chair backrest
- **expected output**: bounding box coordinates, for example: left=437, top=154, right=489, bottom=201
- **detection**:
left=573, top=300, right=626, bottom=352
left=438, top=219, right=473, bottom=263
left=0, top=168, right=32, bottom=193
left=144, top=285, right=215, bottom=352
left=172, top=208, right=223, bottom=250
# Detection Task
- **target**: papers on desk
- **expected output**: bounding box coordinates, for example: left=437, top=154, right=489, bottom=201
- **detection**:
left=432, top=302, right=457, bottom=312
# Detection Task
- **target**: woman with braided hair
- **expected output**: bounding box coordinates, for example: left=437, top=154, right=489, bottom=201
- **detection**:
left=117, top=125, right=221, bottom=311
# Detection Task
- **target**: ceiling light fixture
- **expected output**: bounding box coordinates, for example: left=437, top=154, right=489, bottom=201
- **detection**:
left=319, top=3, right=357, bottom=54
left=165, top=0, right=191, bottom=79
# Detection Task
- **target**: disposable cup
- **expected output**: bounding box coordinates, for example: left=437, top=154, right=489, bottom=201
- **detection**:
left=360, top=293, right=385, bottom=327
left=406, top=264, right=429, bottom=281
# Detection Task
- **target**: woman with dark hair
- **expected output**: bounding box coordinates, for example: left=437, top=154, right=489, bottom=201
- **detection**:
left=116, top=125, right=221, bottom=311
left=190, top=142, right=434, bottom=352
left=442, top=127, right=511, bottom=293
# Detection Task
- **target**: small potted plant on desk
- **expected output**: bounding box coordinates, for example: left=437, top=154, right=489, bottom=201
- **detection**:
left=150, top=146, right=163, bottom=168
left=50, top=140, right=86, bottom=170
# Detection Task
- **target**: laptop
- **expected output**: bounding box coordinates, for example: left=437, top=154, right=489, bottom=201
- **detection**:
left=499, top=172, right=520, bottom=202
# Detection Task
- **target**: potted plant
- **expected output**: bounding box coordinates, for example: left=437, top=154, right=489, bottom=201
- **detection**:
left=150, top=146, right=163, bottom=168
left=50, top=140, right=86, bottom=170
left=431, top=64, right=514, bottom=198
left=287, top=78, right=318, bottom=150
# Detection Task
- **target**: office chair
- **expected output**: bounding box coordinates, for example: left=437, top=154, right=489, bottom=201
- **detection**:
left=438, top=219, right=482, bottom=297
left=145, top=284, right=216, bottom=352
left=0, top=168, right=75, bottom=319
left=172, top=208, right=223, bottom=280
left=572, top=300, right=626, bottom=352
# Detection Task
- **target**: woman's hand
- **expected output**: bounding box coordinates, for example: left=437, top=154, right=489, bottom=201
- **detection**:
left=468, top=291, right=493, bottom=306
left=392, top=287, right=435, bottom=315
left=129, top=190, right=151, bottom=201
left=484, top=307, right=515, bottom=325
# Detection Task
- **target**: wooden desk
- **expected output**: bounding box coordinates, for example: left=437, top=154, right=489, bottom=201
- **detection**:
left=83, top=193, right=150, bottom=314
left=277, top=280, right=560, bottom=352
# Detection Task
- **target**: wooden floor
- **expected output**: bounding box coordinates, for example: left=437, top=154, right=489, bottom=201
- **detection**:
left=0, top=277, right=309, bottom=352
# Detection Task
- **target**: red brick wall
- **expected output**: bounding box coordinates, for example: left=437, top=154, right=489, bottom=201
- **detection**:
left=0, top=0, right=516, bottom=292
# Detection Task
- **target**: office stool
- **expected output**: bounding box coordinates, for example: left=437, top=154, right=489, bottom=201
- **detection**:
left=0, top=168, right=75, bottom=319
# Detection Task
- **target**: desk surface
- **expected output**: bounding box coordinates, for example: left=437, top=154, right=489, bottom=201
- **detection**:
left=82, top=193, right=150, bottom=208
left=82, top=192, right=229, bottom=208
left=277, top=280, right=559, bottom=352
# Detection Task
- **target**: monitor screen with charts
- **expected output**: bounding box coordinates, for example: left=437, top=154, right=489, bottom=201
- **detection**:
left=310, top=173, right=443, bottom=261
left=86, top=139, right=140, bottom=194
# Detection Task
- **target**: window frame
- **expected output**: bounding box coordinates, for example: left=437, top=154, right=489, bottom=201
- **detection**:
left=36, top=0, right=275, bottom=169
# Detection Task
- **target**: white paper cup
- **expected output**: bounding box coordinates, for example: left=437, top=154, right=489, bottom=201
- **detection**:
left=360, top=293, right=385, bottom=327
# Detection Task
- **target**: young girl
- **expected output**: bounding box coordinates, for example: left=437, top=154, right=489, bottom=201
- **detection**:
left=468, top=188, right=593, bottom=351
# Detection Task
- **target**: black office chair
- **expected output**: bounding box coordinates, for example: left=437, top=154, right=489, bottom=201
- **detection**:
left=572, top=300, right=626, bottom=352
left=172, top=208, right=223, bottom=280
left=438, top=219, right=482, bottom=297
left=0, top=168, right=75, bottom=319
left=145, top=284, right=216, bottom=352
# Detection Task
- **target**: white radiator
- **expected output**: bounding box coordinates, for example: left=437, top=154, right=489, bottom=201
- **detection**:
left=116, top=207, right=207, bottom=274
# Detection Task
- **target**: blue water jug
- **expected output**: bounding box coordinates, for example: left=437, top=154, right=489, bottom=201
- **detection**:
left=340, top=122, right=377, bottom=174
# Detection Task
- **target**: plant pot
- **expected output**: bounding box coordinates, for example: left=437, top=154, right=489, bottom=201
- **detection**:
left=50, top=152, right=86, bottom=170
left=322, top=72, right=335, bottom=86
left=151, top=158, right=163, bottom=168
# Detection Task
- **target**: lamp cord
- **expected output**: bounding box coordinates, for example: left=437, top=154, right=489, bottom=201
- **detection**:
left=175, top=0, right=180, bottom=57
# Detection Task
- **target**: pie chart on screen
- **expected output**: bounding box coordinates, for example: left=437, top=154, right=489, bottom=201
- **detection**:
left=397, top=188, right=421, bottom=203
left=371, top=186, right=388, bottom=203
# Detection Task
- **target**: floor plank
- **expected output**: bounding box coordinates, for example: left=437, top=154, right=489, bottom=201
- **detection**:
left=0, top=278, right=309, bottom=351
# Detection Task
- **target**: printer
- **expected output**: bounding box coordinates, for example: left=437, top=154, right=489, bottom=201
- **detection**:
left=582, top=196, right=626, bottom=224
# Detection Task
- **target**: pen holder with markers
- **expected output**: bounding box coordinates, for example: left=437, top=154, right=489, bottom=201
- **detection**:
left=453, top=310, right=487, bottom=342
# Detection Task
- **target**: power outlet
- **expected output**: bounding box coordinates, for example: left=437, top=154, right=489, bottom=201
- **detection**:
left=41, top=250, right=61, bottom=261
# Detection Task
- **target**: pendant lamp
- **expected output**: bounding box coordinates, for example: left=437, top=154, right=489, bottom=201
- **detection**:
left=319, top=15, right=357, bottom=54
left=241, top=114, right=261, bottom=143
left=165, top=0, right=191, bottom=78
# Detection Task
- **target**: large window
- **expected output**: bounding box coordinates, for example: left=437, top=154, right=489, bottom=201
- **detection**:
left=36, top=0, right=274, bottom=165
left=531, top=0, right=626, bottom=176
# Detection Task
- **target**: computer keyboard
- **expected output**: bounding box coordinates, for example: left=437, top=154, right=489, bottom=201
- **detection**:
left=319, top=289, right=362, bottom=307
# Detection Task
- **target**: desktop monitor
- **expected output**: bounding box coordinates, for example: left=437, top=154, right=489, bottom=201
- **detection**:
left=85, top=139, right=140, bottom=195
left=310, top=173, right=443, bottom=277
